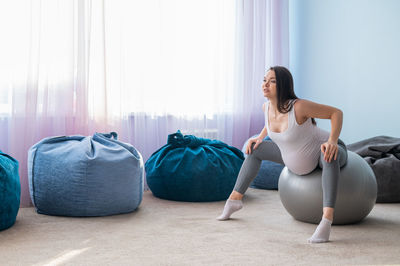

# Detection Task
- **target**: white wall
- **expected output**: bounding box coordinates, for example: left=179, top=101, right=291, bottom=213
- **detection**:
left=289, top=0, right=400, bottom=144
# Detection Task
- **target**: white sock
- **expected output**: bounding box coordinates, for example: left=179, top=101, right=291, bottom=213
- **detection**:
left=216, top=199, right=243, bottom=221
left=308, top=217, right=332, bottom=243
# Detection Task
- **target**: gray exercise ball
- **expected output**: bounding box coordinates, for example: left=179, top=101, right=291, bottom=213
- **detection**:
left=278, top=151, right=377, bottom=225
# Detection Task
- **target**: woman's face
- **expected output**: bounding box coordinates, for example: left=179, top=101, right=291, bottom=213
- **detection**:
left=262, top=70, right=277, bottom=99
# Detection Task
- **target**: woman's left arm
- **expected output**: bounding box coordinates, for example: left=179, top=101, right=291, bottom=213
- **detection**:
left=295, top=99, right=343, bottom=162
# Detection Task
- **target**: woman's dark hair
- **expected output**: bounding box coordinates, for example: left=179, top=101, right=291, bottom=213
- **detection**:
left=269, top=66, right=316, bottom=125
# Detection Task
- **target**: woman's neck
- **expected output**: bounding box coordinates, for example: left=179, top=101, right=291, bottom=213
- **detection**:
left=268, top=98, right=278, bottom=112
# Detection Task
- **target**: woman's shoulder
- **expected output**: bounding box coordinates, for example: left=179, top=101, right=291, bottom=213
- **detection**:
left=292, top=99, right=309, bottom=117
left=293, top=99, right=322, bottom=110
left=293, top=98, right=304, bottom=104
left=293, top=98, right=310, bottom=110
left=293, top=98, right=327, bottom=118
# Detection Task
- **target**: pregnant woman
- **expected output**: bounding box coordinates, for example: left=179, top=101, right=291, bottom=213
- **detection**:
left=217, top=66, right=348, bottom=244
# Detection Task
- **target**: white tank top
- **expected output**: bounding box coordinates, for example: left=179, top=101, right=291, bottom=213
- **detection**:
left=265, top=99, right=330, bottom=175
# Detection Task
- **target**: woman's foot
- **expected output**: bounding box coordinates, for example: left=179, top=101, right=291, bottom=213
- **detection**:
left=216, top=199, right=243, bottom=220
left=217, top=191, right=244, bottom=220
left=229, top=190, right=244, bottom=201
left=322, top=207, right=334, bottom=221
left=308, top=208, right=334, bottom=243
left=308, top=217, right=332, bottom=243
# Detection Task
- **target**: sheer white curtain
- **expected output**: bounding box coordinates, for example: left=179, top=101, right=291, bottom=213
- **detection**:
left=104, top=0, right=238, bottom=163
left=0, top=0, right=288, bottom=206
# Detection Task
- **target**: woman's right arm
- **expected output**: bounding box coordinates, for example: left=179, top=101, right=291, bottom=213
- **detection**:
left=257, top=126, right=268, bottom=140
left=245, top=127, right=268, bottom=154
left=245, top=103, right=268, bottom=154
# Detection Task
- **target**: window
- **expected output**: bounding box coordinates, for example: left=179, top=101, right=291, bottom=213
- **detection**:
left=0, top=0, right=237, bottom=119
left=0, top=88, right=11, bottom=115
left=102, top=0, right=236, bottom=117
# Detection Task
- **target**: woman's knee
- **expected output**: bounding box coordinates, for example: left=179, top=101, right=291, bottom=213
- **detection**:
left=249, top=142, right=262, bottom=158
left=319, top=153, right=340, bottom=168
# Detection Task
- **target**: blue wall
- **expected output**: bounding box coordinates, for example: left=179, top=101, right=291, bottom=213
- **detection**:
left=289, top=0, right=400, bottom=144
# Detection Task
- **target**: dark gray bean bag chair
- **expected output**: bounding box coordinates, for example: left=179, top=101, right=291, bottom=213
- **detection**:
left=347, top=135, right=400, bottom=203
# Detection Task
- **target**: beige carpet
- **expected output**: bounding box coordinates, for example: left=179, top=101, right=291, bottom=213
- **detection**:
left=1, top=188, right=400, bottom=266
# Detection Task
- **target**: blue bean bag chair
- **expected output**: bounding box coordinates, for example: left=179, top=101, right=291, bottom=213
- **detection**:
left=28, top=132, right=144, bottom=217
left=0, top=151, right=20, bottom=231
left=242, top=135, right=284, bottom=190
left=145, top=131, right=244, bottom=202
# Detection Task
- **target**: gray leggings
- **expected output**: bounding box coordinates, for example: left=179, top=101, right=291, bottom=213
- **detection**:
left=234, top=139, right=348, bottom=208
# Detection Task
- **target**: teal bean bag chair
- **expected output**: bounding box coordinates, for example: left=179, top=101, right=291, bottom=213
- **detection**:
left=0, top=151, right=20, bottom=231
left=145, top=131, right=244, bottom=202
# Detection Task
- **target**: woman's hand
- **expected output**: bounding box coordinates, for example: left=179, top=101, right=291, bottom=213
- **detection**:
left=321, top=140, right=338, bottom=163
left=245, top=137, right=263, bottom=154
